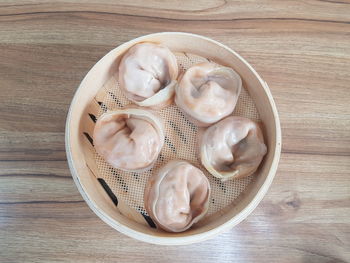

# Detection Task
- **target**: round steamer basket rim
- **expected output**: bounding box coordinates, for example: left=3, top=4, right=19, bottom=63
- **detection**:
left=65, top=32, right=282, bottom=245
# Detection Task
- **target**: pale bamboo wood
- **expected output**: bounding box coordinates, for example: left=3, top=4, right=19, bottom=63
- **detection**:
left=65, top=32, right=281, bottom=245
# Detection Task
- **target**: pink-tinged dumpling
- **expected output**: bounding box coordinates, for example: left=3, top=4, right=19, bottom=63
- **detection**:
left=93, top=108, right=164, bottom=172
left=200, top=116, right=267, bottom=181
left=144, top=160, right=210, bottom=232
left=119, top=43, right=178, bottom=108
left=175, top=62, right=242, bottom=127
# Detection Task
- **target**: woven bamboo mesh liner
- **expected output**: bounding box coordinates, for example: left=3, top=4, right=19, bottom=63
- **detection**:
left=93, top=52, right=260, bottom=220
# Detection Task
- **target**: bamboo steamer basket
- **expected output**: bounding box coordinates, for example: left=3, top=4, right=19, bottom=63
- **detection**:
left=65, top=32, right=281, bottom=245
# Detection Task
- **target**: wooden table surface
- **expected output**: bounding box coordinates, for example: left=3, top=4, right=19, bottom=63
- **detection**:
left=1, top=1, right=349, bottom=262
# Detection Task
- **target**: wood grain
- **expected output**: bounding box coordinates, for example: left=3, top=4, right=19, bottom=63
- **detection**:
left=0, top=1, right=349, bottom=262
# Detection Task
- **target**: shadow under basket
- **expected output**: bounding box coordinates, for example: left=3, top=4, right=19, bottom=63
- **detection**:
left=65, top=32, right=282, bottom=245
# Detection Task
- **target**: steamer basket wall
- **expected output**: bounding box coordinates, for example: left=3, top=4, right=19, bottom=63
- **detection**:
left=65, top=32, right=281, bottom=245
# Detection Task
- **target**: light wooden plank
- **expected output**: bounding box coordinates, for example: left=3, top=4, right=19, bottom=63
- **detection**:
left=0, top=1, right=349, bottom=261
left=1, top=154, right=349, bottom=262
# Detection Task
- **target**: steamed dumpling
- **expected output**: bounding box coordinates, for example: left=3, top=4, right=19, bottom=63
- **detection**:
left=175, top=62, right=242, bottom=127
left=93, top=108, right=164, bottom=172
left=200, top=116, right=267, bottom=181
left=119, top=43, right=178, bottom=108
left=144, top=160, right=210, bottom=232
